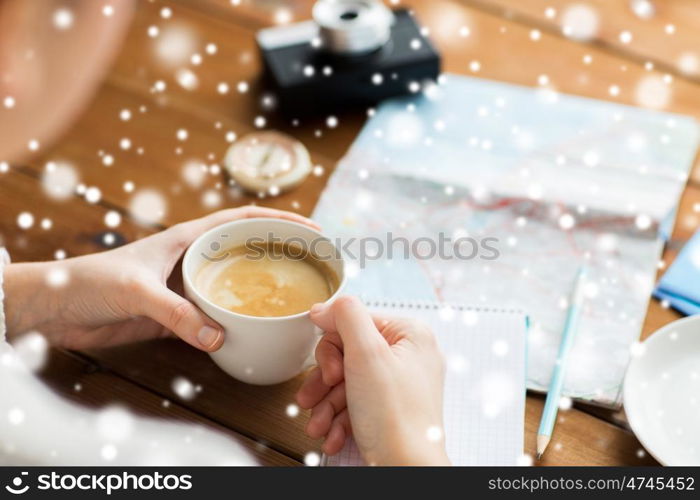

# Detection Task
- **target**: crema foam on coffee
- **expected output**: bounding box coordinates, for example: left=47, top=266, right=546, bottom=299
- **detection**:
left=195, top=242, right=338, bottom=317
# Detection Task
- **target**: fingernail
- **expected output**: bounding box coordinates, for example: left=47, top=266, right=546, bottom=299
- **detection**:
left=197, top=326, right=222, bottom=349
left=310, top=302, right=327, bottom=315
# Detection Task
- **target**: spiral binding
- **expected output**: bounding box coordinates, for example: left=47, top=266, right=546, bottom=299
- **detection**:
left=359, top=296, right=524, bottom=315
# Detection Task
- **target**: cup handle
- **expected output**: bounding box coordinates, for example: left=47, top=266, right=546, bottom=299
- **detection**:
left=303, top=327, right=324, bottom=369
left=303, top=352, right=317, bottom=370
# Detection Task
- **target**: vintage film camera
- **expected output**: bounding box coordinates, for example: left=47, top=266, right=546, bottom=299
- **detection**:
left=257, top=0, right=441, bottom=117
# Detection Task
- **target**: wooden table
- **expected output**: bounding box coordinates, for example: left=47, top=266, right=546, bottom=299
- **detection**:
left=2, top=0, right=699, bottom=466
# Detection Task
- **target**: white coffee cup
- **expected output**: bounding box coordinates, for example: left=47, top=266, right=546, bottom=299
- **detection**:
left=182, top=218, right=345, bottom=385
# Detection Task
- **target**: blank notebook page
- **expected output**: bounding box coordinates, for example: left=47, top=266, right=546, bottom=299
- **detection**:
left=323, top=299, right=527, bottom=466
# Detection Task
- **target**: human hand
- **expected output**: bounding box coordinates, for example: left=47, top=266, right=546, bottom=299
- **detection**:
left=3, top=206, right=319, bottom=351
left=296, top=296, right=449, bottom=466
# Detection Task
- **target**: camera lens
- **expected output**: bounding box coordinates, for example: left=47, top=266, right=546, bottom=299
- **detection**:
left=340, top=10, right=359, bottom=21
left=313, top=0, right=394, bottom=55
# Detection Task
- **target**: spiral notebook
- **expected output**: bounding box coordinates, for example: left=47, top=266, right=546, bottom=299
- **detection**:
left=323, top=299, right=528, bottom=466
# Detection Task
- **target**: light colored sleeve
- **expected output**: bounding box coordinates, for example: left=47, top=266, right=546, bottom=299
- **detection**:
left=0, top=247, right=255, bottom=465
left=0, top=247, right=10, bottom=342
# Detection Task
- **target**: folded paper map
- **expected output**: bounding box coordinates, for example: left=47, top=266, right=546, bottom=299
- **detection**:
left=313, top=74, right=699, bottom=407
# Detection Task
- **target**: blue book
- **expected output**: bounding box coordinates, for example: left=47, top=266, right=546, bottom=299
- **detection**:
left=654, top=230, right=700, bottom=315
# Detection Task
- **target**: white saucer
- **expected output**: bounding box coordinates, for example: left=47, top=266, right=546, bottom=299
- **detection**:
left=624, top=315, right=700, bottom=465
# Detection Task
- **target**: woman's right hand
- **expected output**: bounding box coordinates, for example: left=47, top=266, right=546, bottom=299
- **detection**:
left=296, top=296, right=450, bottom=466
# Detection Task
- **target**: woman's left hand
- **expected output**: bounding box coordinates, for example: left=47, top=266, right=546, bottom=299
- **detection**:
left=3, top=206, right=319, bottom=351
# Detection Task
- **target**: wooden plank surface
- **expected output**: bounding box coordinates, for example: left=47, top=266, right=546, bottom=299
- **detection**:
left=0, top=166, right=655, bottom=464
left=3, top=0, right=699, bottom=465
left=467, top=0, right=700, bottom=82
left=526, top=395, right=655, bottom=465
left=0, top=168, right=147, bottom=261
left=39, top=348, right=298, bottom=466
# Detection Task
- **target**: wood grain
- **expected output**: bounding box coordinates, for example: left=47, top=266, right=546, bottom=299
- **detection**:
left=1, top=0, right=698, bottom=465
left=39, top=348, right=299, bottom=465
left=526, top=395, right=656, bottom=465
left=25, top=0, right=700, bottom=223
left=84, top=338, right=319, bottom=461
left=0, top=168, right=321, bottom=459
left=0, top=168, right=147, bottom=261
left=466, top=0, right=700, bottom=83
left=0, top=167, right=658, bottom=463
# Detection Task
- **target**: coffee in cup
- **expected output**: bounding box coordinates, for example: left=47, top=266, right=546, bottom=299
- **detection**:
left=183, top=218, right=346, bottom=385
left=194, top=241, right=339, bottom=318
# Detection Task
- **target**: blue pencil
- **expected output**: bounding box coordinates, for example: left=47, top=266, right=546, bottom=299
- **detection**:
left=537, top=265, right=588, bottom=459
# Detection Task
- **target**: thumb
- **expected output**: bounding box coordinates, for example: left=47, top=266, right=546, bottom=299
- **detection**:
left=140, top=285, right=224, bottom=352
left=311, top=296, right=387, bottom=357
